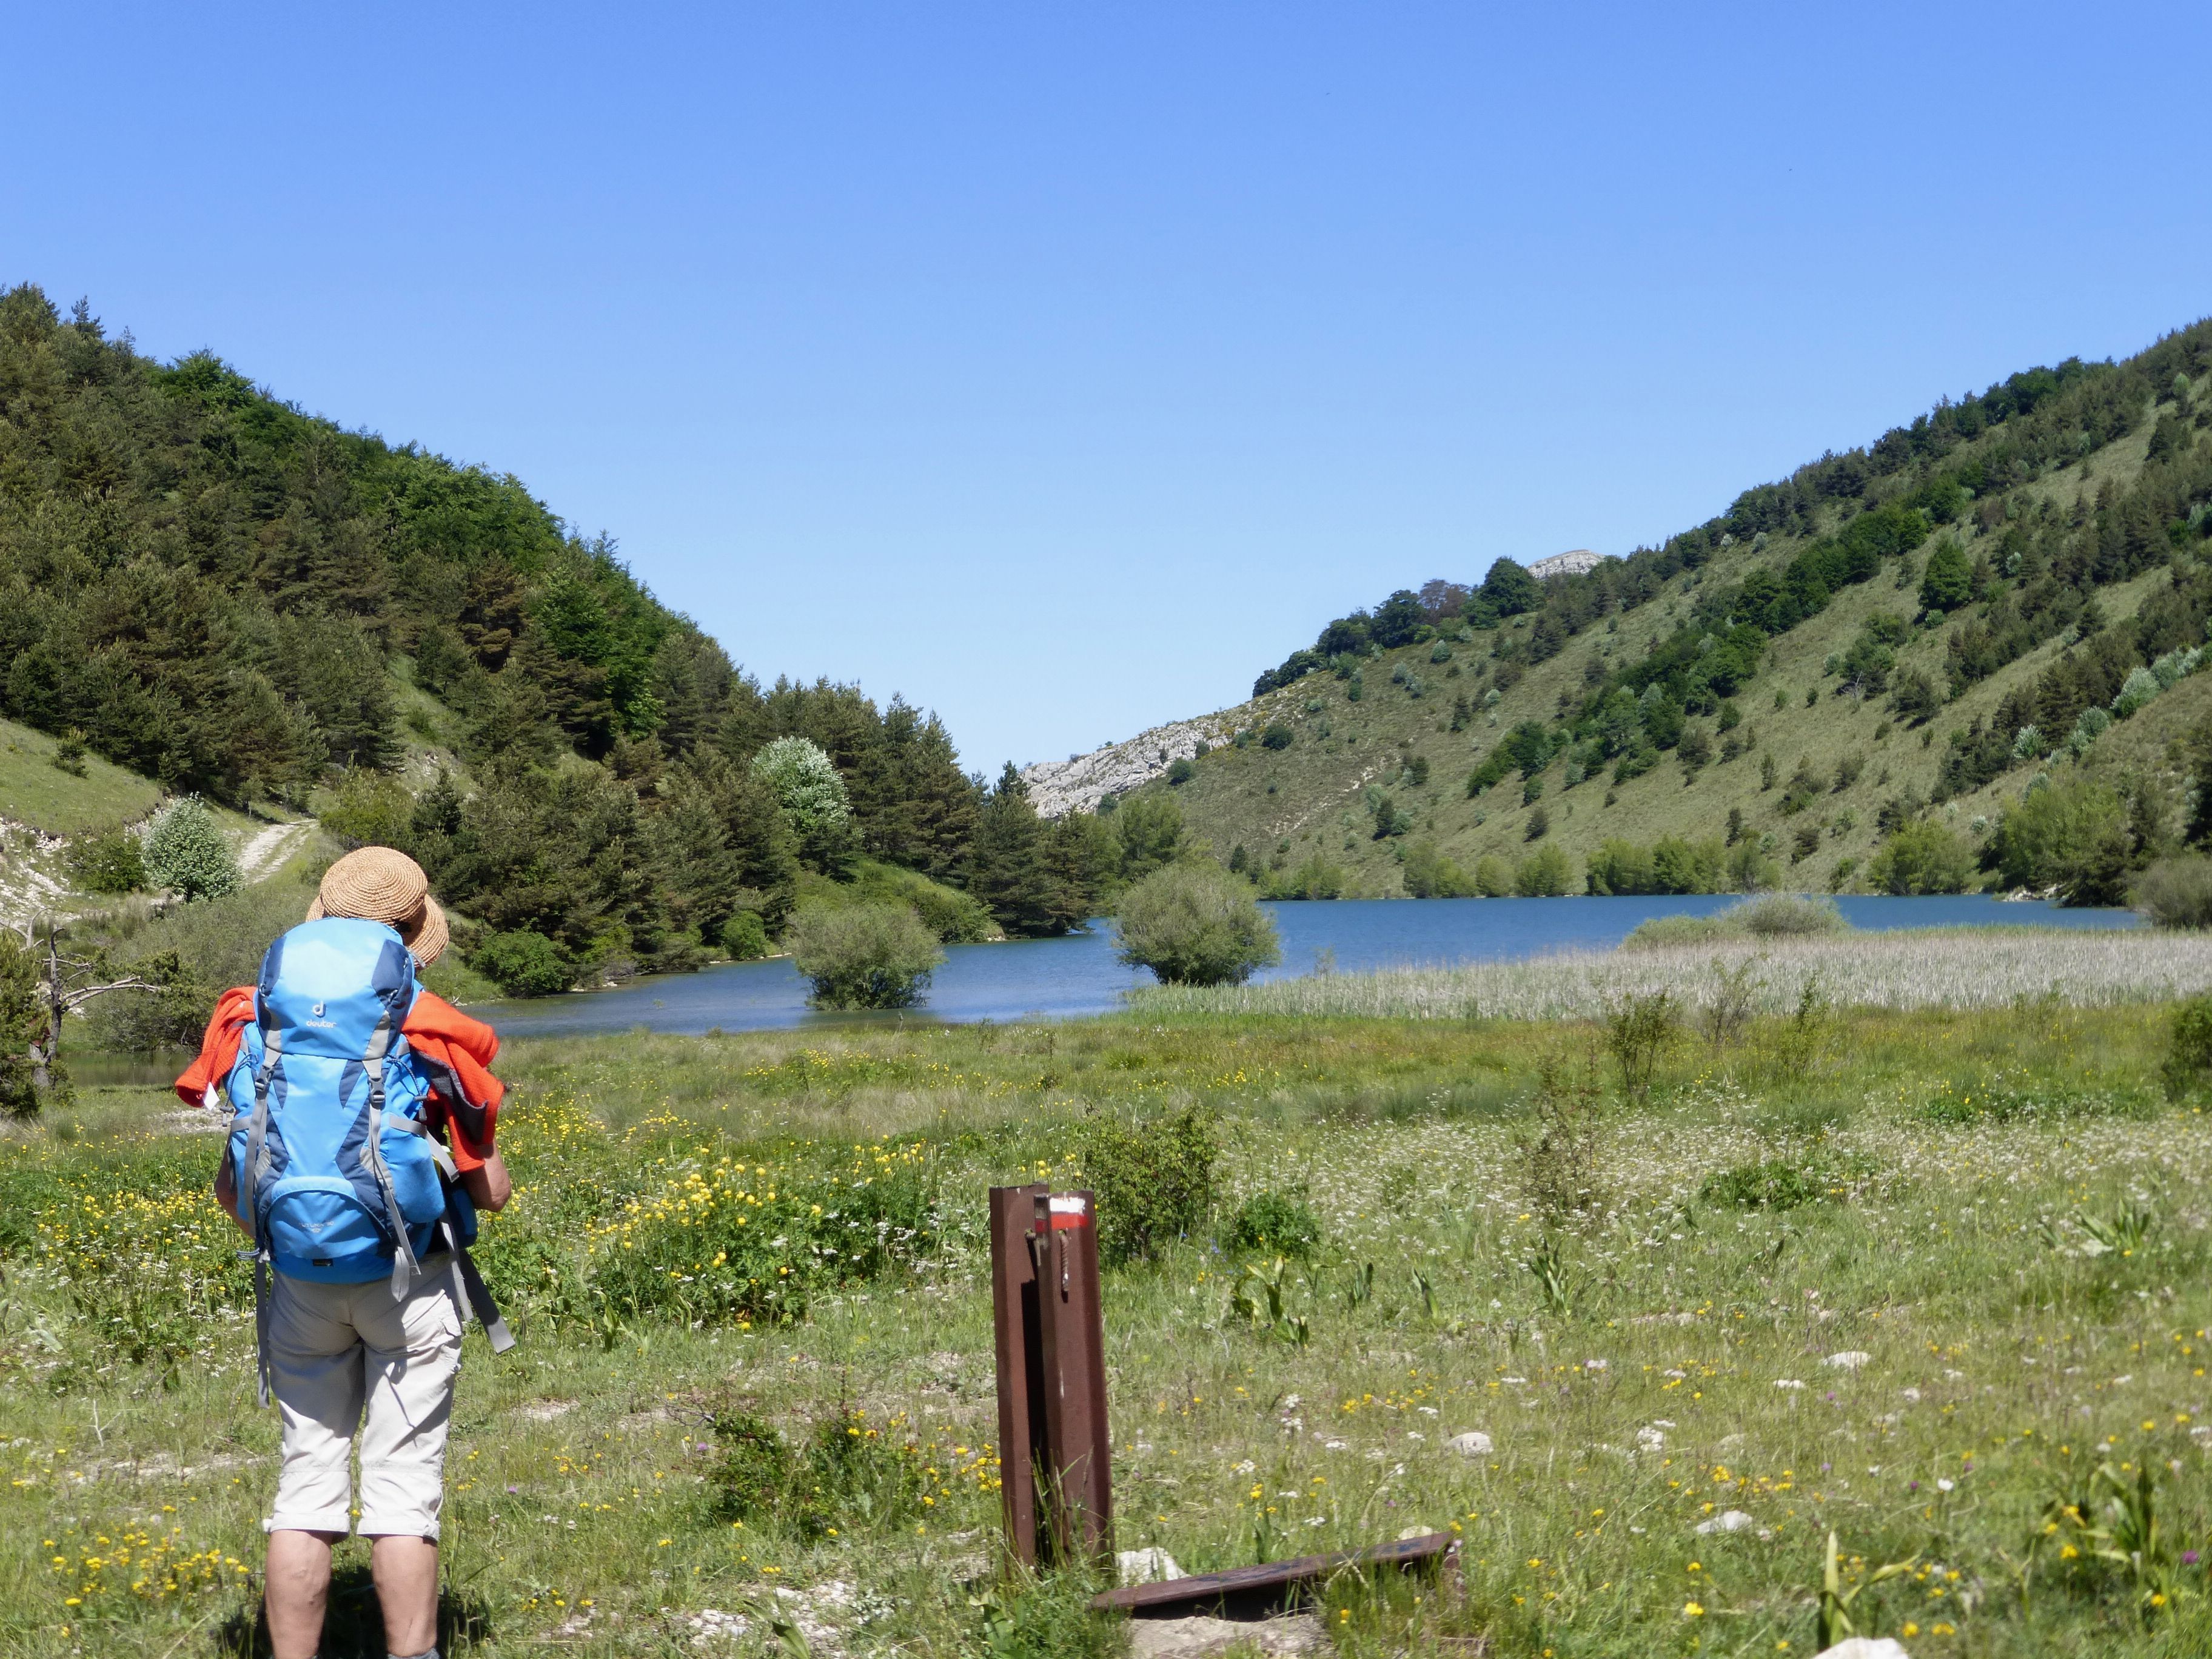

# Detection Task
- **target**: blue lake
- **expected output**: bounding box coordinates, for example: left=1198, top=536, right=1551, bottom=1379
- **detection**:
left=472, top=894, right=2140, bottom=1040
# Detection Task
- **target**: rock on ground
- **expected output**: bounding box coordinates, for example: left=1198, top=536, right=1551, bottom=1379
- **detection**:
left=1119, top=1547, right=1186, bottom=1585
left=1814, top=1639, right=1912, bottom=1659
left=1447, top=1430, right=1493, bottom=1456
left=1694, top=1510, right=1756, bottom=1535
left=1127, top=1614, right=1328, bottom=1658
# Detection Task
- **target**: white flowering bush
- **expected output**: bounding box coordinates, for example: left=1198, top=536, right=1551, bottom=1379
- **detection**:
left=748, top=737, right=851, bottom=837
left=141, top=796, right=239, bottom=900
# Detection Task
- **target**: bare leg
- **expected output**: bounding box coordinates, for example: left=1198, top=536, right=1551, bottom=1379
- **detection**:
left=264, top=1529, right=341, bottom=1659
left=370, top=1534, right=440, bottom=1657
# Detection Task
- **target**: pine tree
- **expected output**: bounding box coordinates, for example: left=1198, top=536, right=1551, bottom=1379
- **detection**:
left=967, top=764, right=1056, bottom=936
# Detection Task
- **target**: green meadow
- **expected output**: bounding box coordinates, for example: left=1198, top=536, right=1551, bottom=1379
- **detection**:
left=6, top=934, right=2212, bottom=1657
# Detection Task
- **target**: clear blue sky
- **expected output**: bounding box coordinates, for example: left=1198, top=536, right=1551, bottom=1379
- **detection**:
left=8, top=4, right=2211, bottom=775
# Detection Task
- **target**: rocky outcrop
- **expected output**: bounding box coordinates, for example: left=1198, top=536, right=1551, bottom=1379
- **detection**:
left=1527, top=549, right=1604, bottom=580
left=1019, top=711, right=1245, bottom=819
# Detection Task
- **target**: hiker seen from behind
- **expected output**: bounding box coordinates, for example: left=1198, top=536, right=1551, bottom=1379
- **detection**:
left=177, top=846, right=514, bottom=1659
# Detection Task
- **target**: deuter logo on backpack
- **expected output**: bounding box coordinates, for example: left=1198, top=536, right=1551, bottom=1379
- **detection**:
left=226, top=917, right=452, bottom=1284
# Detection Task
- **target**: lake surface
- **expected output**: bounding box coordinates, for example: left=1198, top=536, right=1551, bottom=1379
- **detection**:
left=467, top=894, right=2139, bottom=1041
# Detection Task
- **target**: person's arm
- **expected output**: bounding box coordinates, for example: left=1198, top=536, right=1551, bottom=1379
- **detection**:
left=459, top=1151, right=511, bottom=1213
left=213, top=1156, right=253, bottom=1238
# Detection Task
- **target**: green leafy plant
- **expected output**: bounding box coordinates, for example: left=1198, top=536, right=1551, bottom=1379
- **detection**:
left=2072, top=1199, right=2155, bottom=1258
left=1700, top=1154, right=1870, bottom=1211
left=2031, top=1461, right=2187, bottom=1615
left=1227, top=1260, right=1310, bottom=1347
left=1221, top=1189, right=1322, bottom=1258
left=65, top=829, right=146, bottom=894
left=1524, top=1236, right=1577, bottom=1314
left=1817, top=1529, right=1919, bottom=1648
left=1079, top=1101, right=1218, bottom=1266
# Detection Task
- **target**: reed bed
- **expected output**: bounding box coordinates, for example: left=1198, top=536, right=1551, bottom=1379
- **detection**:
left=1134, top=925, right=2212, bottom=1021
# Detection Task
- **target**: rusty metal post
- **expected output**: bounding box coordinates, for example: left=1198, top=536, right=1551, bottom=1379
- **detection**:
left=988, top=1184, right=1050, bottom=1564
left=1033, top=1188, right=1114, bottom=1567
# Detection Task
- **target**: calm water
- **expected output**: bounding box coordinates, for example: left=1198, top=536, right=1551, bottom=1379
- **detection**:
left=460, top=894, right=2137, bottom=1041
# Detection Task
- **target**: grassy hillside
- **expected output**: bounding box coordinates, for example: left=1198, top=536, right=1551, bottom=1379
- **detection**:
left=0, top=716, right=163, bottom=837
left=1110, top=327, right=2212, bottom=898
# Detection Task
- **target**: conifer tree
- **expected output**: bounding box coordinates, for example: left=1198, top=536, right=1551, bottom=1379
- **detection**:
left=967, top=764, right=1056, bottom=937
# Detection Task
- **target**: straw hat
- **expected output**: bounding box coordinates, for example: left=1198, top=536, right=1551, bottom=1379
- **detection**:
left=309, top=846, right=449, bottom=968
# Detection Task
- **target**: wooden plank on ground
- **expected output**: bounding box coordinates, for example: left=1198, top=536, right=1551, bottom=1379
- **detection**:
left=1090, top=1531, right=1452, bottom=1614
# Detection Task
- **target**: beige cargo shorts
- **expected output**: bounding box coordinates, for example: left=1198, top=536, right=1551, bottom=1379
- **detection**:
left=263, top=1266, right=463, bottom=1540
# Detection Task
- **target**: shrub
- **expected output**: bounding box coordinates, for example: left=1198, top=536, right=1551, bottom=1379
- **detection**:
left=2165, top=997, right=2212, bottom=1099
left=472, top=929, right=574, bottom=996
left=1080, top=1102, right=1218, bottom=1265
left=1891, top=668, right=1941, bottom=724
left=67, top=829, right=146, bottom=894
left=143, top=797, right=240, bottom=900
left=0, top=934, right=39, bottom=1116
left=1400, top=840, right=1473, bottom=898
left=1222, top=1189, right=1322, bottom=1258
left=320, top=771, right=418, bottom=850
left=708, top=1408, right=793, bottom=1521
left=1166, top=757, right=1196, bottom=785
left=1514, top=844, right=1572, bottom=896
left=1868, top=820, right=1974, bottom=894
left=707, top=1404, right=925, bottom=1538
left=1262, top=853, right=1345, bottom=900
left=2136, top=856, right=2212, bottom=929
left=2111, top=665, right=2160, bottom=719
left=1619, top=913, right=1731, bottom=950
left=1114, top=863, right=1281, bottom=985
left=850, top=860, right=997, bottom=942
left=1991, top=776, right=2131, bottom=902
left=1518, top=1052, right=1606, bottom=1225
left=1699, top=1155, right=1870, bottom=1210
left=720, top=911, right=771, bottom=960
left=52, top=729, right=87, bottom=776
left=1734, top=894, right=1847, bottom=937
left=785, top=900, right=943, bottom=1008
left=1727, top=842, right=1782, bottom=892
left=1260, top=723, right=1293, bottom=750
left=1604, top=988, right=1678, bottom=1101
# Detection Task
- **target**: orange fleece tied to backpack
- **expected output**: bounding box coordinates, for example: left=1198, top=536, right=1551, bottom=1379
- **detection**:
left=175, top=986, right=505, bottom=1171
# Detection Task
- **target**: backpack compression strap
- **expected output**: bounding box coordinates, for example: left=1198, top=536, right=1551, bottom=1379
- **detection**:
left=241, top=1027, right=284, bottom=1409
left=391, top=1117, right=517, bottom=1354
left=354, top=1019, right=426, bottom=1299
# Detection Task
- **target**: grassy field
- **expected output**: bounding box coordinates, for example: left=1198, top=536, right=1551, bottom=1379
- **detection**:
left=5, top=939, right=2212, bottom=1656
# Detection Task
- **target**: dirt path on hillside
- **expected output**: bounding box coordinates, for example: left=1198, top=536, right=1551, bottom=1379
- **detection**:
left=236, top=820, right=309, bottom=881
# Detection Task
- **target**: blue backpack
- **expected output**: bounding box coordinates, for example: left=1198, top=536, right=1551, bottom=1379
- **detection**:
left=227, top=917, right=512, bottom=1401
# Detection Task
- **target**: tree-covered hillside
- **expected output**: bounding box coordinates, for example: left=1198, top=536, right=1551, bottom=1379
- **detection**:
left=1099, top=321, right=2212, bottom=904
left=0, top=285, right=1125, bottom=993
